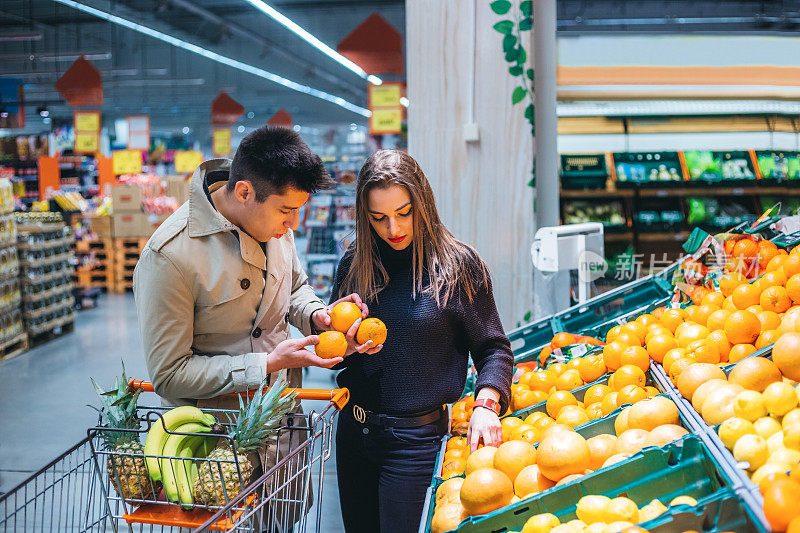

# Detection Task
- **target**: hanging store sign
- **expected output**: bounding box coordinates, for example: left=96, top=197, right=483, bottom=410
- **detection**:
left=112, top=149, right=143, bottom=175
left=368, top=82, right=404, bottom=135
left=127, top=115, right=151, bottom=150
left=212, top=127, right=232, bottom=157
left=73, top=110, right=101, bottom=154
left=174, top=150, right=204, bottom=173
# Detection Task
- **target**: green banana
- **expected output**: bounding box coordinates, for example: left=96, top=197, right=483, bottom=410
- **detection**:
left=175, top=436, right=205, bottom=510
left=143, top=406, right=215, bottom=481
left=161, top=422, right=210, bottom=503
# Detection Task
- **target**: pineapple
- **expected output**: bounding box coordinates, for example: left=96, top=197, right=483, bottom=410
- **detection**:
left=90, top=364, right=160, bottom=502
left=193, top=373, right=296, bottom=509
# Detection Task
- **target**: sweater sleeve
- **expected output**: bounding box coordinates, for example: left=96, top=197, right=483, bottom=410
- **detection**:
left=460, top=272, right=514, bottom=414
left=328, top=252, right=354, bottom=371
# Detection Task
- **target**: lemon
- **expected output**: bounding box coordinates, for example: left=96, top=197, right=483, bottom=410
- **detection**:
left=767, top=431, right=786, bottom=454
left=769, top=447, right=800, bottom=466
left=566, top=520, right=586, bottom=530
left=733, top=434, right=769, bottom=470
left=550, top=524, right=581, bottom=533
left=763, top=382, right=799, bottom=417
left=783, top=408, right=800, bottom=430
left=669, top=495, right=698, bottom=507
left=524, top=412, right=545, bottom=425
left=604, top=497, right=639, bottom=524
left=583, top=523, right=606, bottom=533
left=752, top=462, right=793, bottom=486
left=576, top=495, right=611, bottom=525
left=522, top=513, right=560, bottom=533
left=718, top=418, right=756, bottom=450
left=784, top=425, right=800, bottom=451
left=638, top=499, right=668, bottom=522
left=754, top=417, right=783, bottom=440
left=605, top=522, right=635, bottom=533
left=733, top=390, right=767, bottom=422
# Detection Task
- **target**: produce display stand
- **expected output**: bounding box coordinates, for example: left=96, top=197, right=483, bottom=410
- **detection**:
left=0, top=383, right=350, bottom=533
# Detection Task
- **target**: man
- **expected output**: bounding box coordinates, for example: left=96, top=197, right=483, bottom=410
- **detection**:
left=134, top=126, right=379, bottom=408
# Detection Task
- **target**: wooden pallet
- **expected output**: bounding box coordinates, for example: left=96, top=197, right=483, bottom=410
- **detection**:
left=112, top=280, right=134, bottom=293
left=75, top=270, right=114, bottom=290
left=0, top=333, right=29, bottom=362
left=28, top=317, right=75, bottom=347
left=75, top=239, right=113, bottom=253
left=113, top=238, right=148, bottom=252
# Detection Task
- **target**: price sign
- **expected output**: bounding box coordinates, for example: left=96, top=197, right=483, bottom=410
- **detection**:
left=74, top=132, right=99, bottom=153
left=368, top=84, right=402, bottom=108
left=74, top=111, right=100, bottom=132
left=112, top=149, right=143, bottom=175
left=369, top=108, right=403, bottom=135
left=174, top=150, right=204, bottom=174
left=212, top=128, right=231, bottom=157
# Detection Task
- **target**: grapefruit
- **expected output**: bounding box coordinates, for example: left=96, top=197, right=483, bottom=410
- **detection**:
left=536, top=431, right=591, bottom=482
left=677, top=363, right=726, bottom=401
left=728, top=356, right=782, bottom=392
left=459, top=467, right=514, bottom=516
left=627, top=396, right=680, bottom=431
left=773, top=332, right=800, bottom=381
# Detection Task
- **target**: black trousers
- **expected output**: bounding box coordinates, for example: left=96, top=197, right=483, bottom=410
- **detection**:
left=336, top=409, right=448, bottom=533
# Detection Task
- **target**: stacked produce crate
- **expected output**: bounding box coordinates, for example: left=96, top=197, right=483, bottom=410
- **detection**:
left=112, top=237, right=147, bottom=293
left=0, top=178, right=26, bottom=360
left=16, top=212, right=75, bottom=342
left=73, top=236, right=114, bottom=291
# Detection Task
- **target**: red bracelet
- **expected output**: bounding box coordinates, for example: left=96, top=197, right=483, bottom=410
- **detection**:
left=473, top=398, right=500, bottom=415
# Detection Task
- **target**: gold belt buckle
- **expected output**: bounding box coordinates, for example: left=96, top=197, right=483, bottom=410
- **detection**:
left=353, top=404, right=366, bottom=424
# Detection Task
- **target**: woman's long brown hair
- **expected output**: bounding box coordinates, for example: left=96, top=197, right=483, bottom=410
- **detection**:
left=340, top=149, right=488, bottom=307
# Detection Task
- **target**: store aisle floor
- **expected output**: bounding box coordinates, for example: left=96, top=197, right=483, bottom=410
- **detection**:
left=0, top=293, right=345, bottom=532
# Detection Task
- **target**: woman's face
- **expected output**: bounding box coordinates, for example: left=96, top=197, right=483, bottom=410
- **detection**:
left=366, top=184, right=414, bottom=251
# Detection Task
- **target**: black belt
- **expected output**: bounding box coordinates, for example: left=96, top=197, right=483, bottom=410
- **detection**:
left=349, top=404, right=446, bottom=428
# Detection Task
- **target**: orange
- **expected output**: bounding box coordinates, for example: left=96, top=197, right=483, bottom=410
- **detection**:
left=538, top=345, right=553, bottom=365
left=726, top=257, right=751, bottom=277
left=441, top=458, right=467, bottom=478
left=493, top=440, right=537, bottom=483
left=555, top=369, right=584, bottom=391
left=720, top=272, right=747, bottom=297
left=444, top=448, right=467, bottom=462
left=315, top=331, right=348, bottom=358
left=501, top=417, right=524, bottom=441
left=513, top=465, right=555, bottom=497
left=565, top=358, right=582, bottom=372
left=686, top=339, right=721, bottom=364
left=763, top=478, right=800, bottom=531
left=459, top=467, right=514, bottom=515
left=447, top=436, right=467, bottom=450
left=662, top=348, right=688, bottom=373
left=356, top=317, right=388, bottom=345
left=690, top=286, right=712, bottom=305
left=536, top=431, right=591, bottom=482
left=635, top=313, right=657, bottom=326
left=621, top=322, right=647, bottom=342
left=527, top=370, right=556, bottom=392
left=578, top=354, right=606, bottom=383
left=786, top=274, right=800, bottom=304
left=531, top=415, right=555, bottom=434
left=431, top=503, right=469, bottom=533
left=587, top=434, right=618, bottom=470
left=652, top=306, right=666, bottom=319
left=556, top=405, right=590, bottom=428
left=761, top=286, right=792, bottom=313
left=707, top=329, right=732, bottom=362
left=659, top=308, right=686, bottom=333
left=551, top=332, right=578, bottom=348
left=706, top=309, right=732, bottom=331
left=613, top=365, right=647, bottom=390
left=733, top=238, right=759, bottom=260
left=759, top=270, right=788, bottom=290
left=701, top=292, right=725, bottom=308
left=732, top=284, right=761, bottom=310
left=548, top=362, right=566, bottom=376
left=783, top=254, right=800, bottom=279
left=728, top=343, right=757, bottom=363
left=773, top=332, right=800, bottom=381
left=627, top=396, right=681, bottom=431
left=645, top=333, right=677, bottom=364
left=583, top=383, right=611, bottom=406
left=617, top=384, right=648, bottom=405
left=615, top=331, right=643, bottom=347
left=728, top=356, right=782, bottom=392
left=603, top=340, right=628, bottom=372
left=586, top=402, right=605, bottom=420
left=692, top=304, right=718, bottom=326
left=758, top=241, right=780, bottom=271
left=512, top=390, right=544, bottom=413
left=676, top=362, right=726, bottom=401
left=723, top=296, right=738, bottom=311
left=645, top=386, right=660, bottom=398
left=601, top=392, right=620, bottom=415
left=645, top=325, right=671, bottom=344
left=747, top=304, right=765, bottom=315
left=546, top=390, right=579, bottom=419
left=676, top=323, right=710, bottom=347
left=756, top=329, right=780, bottom=350
left=619, top=345, right=650, bottom=372
left=724, top=310, right=762, bottom=344
left=329, top=302, right=362, bottom=333
left=757, top=311, right=782, bottom=331
left=768, top=254, right=791, bottom=273
left=668, top=357, right=697, bottom=383
left=606, top=325, right=623, bottom=342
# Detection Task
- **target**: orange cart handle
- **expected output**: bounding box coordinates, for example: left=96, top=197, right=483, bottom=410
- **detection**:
left=128, top=379, right=350, bottom=411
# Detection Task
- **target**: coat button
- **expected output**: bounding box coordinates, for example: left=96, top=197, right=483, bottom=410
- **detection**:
left=240, top=278, right=250, bottom=290
left=252, top=327, right=262, bottom=338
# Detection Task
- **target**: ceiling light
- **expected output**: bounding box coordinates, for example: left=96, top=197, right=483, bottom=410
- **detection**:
left=42, top=117, right=51, bottom=124
left=237, top=125, right=246, bottom=133
left=400, top=97, right=409, bottom=108
left=242, top=0, right=382, bottom=86
left=182, top=126, right=190, bottom=134
left=293, top=125, right=301, bottom=132
left=52, top=0, right=371, bottom=117
left=247, top=111, right=255, bottom=119
left=37, top=106, right=49, bottom=117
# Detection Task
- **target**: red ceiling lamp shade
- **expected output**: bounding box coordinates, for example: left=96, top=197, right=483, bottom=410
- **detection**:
left=267, top=109, right=293, bottom=128
left=211, top=91, right=244, bottom=124
left=55, top=56, right=103, bottom=106
left=337, top=13, right=404, bottom=75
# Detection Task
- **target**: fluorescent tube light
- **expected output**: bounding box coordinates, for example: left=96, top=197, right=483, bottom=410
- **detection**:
left=242, top=0, right=382, bottom=86
left=52, top=0, right=371, bottom=117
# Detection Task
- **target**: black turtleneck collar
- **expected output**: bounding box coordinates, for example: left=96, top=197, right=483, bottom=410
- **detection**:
left=374, top=230, right=413, bottom=273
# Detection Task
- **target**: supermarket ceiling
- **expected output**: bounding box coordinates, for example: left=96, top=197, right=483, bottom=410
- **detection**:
left=1, top=0, right=800, bottom=135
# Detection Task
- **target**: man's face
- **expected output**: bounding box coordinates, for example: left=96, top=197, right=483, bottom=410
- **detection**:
left=239, top=184, right=309, bottom=242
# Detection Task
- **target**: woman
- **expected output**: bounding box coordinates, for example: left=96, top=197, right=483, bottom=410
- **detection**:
left=330, top=150, right=513, bottom=533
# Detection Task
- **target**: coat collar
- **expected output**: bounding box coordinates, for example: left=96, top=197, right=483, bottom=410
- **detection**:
left=186, top=158, right=285, bottom=276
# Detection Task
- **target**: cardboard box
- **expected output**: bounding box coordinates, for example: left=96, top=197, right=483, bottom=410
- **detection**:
left=89, top=214, right=113, bottom=238
left=113, top=212, right=147, bottom=238
left=142, top=213, right=170, bottom=236
left=166, top=175, right=190, bottom=205
left=112, top=184, right=143, bottom=212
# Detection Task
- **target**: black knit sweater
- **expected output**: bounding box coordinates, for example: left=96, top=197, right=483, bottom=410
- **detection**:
left=329, top=236, right=513, bottom=416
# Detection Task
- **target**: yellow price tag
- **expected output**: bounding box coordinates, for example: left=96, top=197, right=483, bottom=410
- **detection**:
left=74, top=132, right=99, bottom=153
left=212, top=128, right=232, bottom=157
left=113, top=150, right=143, bottom=175
left=74, top=111, right=100, bottom=132
left=369, top=84, right=402, bottom=107
left=174, top=150, right=204, bottom=174
left=369, top=108, right=403, bottom=134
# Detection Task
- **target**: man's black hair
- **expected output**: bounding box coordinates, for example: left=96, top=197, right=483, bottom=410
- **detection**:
left=228, top=125, right=333, bottom=201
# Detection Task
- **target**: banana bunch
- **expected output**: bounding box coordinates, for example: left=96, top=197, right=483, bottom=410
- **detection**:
left=144, top=406, right=221, bottom=510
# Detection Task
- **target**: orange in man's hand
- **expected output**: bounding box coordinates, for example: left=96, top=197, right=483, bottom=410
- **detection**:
left=316, top=331, right=348, bottom=359
left=330, top=302, right=362, bottom=333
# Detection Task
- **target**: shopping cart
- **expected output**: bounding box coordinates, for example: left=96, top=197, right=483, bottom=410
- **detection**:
left=0, top=380, right=349, bottom=533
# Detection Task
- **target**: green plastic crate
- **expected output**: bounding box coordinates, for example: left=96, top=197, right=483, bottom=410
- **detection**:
left=507, top=318, right=560, bottom=363
left=639, top=487, right=764, bottom=533
left=422, top=435, right=755, bottom=533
